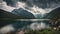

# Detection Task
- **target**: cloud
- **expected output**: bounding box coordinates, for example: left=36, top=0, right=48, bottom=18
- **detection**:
left=0, top=0, right=3, bottom=3
left=0, top=1, right=27, bottom=12
left=1, top=0, right=60, bottom=14
left=1, top=1, right=15, bottom=12
left=3, top=0, right=18, bottom=7
left=3, top=0, right=60, bottom=8
left=29, top=5, right=47, bottom=14
left=18, top=0, right=60, bottom=8
left=16, top=1, right=27, bottom=9
left=2, top=0, right=60, bottom=9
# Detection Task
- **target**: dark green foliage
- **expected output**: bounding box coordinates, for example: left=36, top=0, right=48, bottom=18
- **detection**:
left=27, top=29, right=60, bottom=34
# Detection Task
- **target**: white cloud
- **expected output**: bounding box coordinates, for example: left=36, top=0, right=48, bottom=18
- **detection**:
left=1, top=2, right=15, bottom=12
left=1, top=1, right=50, bottom=14
left=1, top=1, right=59, bottom=15
left=30, top=5, right=47, bottom=14
left=0, top=0, right=3, bottom=3
left=16, top=2, right=27, bottom=9
left=0, top=1, right=53, bottom=14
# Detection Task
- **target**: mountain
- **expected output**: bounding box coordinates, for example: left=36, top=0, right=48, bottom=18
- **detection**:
left=0, top=9, right=24, bottom=19
left=0, top=9, right=24, bottom=27
left=0, top=9, right=35, bottom=28
left=44, top=7, right=60, bottom=27
left=44, top=7, right=60, bottom=19
left=12, top=8, right=35, bottom=19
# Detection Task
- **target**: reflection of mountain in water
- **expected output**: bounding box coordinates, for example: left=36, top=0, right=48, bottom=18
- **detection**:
left=0, top=21, right=50, bottom=31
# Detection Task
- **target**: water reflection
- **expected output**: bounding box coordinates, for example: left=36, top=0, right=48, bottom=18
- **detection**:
left=0, top=19, right=51, bottom=34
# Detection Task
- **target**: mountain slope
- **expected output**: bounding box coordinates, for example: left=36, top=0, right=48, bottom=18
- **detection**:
left=44, top=7, right=60, bottom=19
left=12, top=8, right=35, bottom=19
left=0, top=9, right=23, bottom=27
left=0, top=9, right=23, bottom=19
left=44, top=7, right=60, bottom=27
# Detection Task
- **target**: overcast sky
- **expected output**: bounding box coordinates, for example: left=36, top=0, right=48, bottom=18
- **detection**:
left=0, top=0, right=60, bottom=14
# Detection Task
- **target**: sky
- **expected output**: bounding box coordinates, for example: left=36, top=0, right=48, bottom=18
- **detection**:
left=0, top=0, right=60, bottom=14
